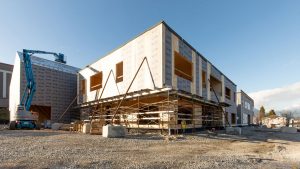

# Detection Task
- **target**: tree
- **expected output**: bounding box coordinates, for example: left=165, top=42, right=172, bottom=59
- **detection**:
left=268, top=109, right=277, bottom=118
left=258, top=106, right=266, bottom=123
left=282, top=111, right=293, bottom=127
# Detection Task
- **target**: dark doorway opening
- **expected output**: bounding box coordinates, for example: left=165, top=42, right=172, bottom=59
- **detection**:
left=247, top=114, right=251, bottom=125
left=30, top=105, right=51, bottom=123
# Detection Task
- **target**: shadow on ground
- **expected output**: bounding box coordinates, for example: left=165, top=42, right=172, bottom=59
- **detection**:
left=123, top=127, right=300, bottom=144
left=0, top=129, right=66, bottom=137
left=188, top=127, right=300, bottom=144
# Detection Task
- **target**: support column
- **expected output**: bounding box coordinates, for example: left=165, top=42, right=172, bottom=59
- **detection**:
left=171, top=34, right=179, bottom=89
left=191, top=51, right=196, bottom=94
left=162, top=25, right=166, bottom=87
left=221, top=75, right=225, bottom=102
left=3, top=72, right=6, bottom=98
left=199, top=57, right=202, bottom=96
left=207, top=63, right=211, bottom=100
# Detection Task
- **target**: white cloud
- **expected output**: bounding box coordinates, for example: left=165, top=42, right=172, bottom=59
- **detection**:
left=249, top=82, right=300, bottom=111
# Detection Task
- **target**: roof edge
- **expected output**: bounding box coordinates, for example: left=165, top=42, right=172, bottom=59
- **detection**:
left=237, top=90, right=254, bottom=102
left=82, top=20, right=165, bottom=70
left=80, top=20, right=237, bottom=86
left=17, top=51, right=80, bottom=71
left=161, top=21, right=236, bottom=86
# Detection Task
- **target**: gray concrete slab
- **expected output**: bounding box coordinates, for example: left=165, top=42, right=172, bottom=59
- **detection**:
left=102, top=125, right=126, bottom=138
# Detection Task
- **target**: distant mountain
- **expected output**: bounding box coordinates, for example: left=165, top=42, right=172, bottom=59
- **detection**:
left=249, top=81, right=300, bottom=118
left=277, top=105, right=300, bottom=118
left=252, top=106, right=300, bottom=118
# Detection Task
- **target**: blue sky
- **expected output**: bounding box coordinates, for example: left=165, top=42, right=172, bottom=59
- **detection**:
left=0, top=0, right=299, bottom=94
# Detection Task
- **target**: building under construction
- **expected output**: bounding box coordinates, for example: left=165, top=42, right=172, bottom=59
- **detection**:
left=9, top=52, right=79, bottom=124
left=77, top=21, right=237, bottom=134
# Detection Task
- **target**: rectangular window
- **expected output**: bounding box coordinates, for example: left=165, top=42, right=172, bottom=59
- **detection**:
left=225, top=87, right=231, bottom=100
left=202, top=71, right=206, bottom=88
left=174, top=51, right=193, bottom=81
left=80, top=79, right=86, bottom=95
left=116, top=61, right=123, bottom=83
left=244, top=102, right=251, bottom=110
left=231, top=113, right=236, bottom=125
left=90, top=72, right=102, bottom=91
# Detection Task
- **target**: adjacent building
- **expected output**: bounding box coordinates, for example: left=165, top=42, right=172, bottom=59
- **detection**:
left=0, top=62, right=13, bottom=108
left=236, top=90, right=254, bottom=125
left=9, top=52, right=80, bottom=123
left=77, top=21, right=238, bottom=133
left=0, top=62, right=13, bottom=123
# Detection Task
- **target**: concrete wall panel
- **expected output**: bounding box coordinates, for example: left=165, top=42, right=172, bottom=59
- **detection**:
left=224, top=77, right=237, bottom=125
left=10, top=53, right=78, bottom=122
left=9, top=54, right=21, bottom=120
left=6, top=73, right=11, bottom=99
left=79, top=23, right=163, bottom=102
left=236, top=91, right=254, bottom=125
left=0, top=72, right=3, bottom=99
left=0, top=63, right=13, bottom=108
left=164, top=26, right=173, bottom=86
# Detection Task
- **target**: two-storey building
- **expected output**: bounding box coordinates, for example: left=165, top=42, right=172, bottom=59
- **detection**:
left=77, top=21, right=237, bottom=133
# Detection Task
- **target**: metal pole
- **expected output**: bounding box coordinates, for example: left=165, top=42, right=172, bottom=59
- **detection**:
left=208, top=79, right=230, bottom=127
left=137, top=95, right=140, bottom=134
left=57, top=95, right=79, bottom=122
left=168, top=90, right=171, bottom=135
left=111, top=57, right=156, bottom=124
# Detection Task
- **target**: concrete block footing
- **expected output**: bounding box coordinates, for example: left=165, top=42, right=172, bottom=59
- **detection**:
left=83, top=123, right=91, bottom=134
left=102, top=125, right=126, bottom=138
left=226, top=127, right=242, bottom=135
left=51, top=123, right=63, bottom=130
left=280, top=127, right=297, bottom=133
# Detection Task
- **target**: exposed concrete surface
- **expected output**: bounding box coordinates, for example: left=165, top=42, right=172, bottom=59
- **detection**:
left=51, top=123, right=63, bottom=130
left=82, top=123, right=91, bottom=134
left=281, top=126, right=298, bottom=133
left=102, top=125, right=126, bottom=138
left=226, top=127, right=242, bottom=135
left=0, top=126, right=299, bottom=169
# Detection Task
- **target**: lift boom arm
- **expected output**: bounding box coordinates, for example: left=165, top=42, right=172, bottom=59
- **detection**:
left=20, top=49, right=66, bottom=111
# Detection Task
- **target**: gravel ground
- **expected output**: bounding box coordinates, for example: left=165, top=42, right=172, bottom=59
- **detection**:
left=0, top=127, right=299, bottom=169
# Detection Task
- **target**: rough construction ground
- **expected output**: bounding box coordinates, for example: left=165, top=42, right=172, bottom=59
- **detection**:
left=0, top=126, right=299, bottom=169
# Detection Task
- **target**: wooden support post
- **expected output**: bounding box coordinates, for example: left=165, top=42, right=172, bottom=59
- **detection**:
left=192, top=95, right=195, bottom=133
left=138, top=95, right=140, bottom=134
left=176, top=92, right=179, bottom=135
left=168, top=90, right=171, bottom=135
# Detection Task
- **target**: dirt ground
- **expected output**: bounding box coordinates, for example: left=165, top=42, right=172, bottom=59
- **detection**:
left=0, top=126, right=299, bottom=169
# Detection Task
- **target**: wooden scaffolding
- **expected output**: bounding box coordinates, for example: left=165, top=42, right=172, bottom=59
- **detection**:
left=77, top=57, right=229, bottom=134
left=79, top=88, right=226, bottom=134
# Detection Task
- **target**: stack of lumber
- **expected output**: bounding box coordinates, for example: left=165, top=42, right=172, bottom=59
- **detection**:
left=90, top=119, right=105, bottom=135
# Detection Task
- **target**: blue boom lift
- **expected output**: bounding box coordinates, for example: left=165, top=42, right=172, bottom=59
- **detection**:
left=9, top=49, right=66, bottom=130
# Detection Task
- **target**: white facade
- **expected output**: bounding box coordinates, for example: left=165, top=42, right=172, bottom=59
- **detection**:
left=78, top=21, right=238, bottom=126
left=9, top=54, right=21, bottom=120
left=78, top=24, right=164, bottom=103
